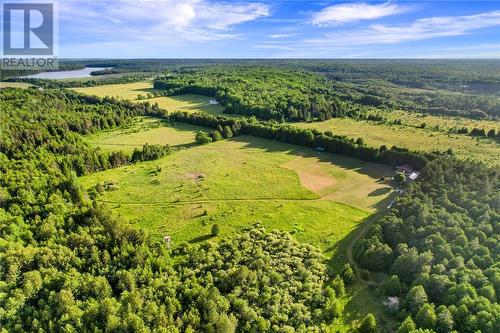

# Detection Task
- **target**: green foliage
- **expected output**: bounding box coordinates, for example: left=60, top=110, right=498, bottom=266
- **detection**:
left=357, top=156, right=500, bottom=333
left=405, top=286, right=429, bottom=316
left=154, top=66, right=344, bottom=121
left=222, top=125, right=233, bottom=139
left=384, top=275, right=403, bottom=297
left=211, top=224, right=220, bottom=236
left=0, top=88, right=345, bottom=331
left=415, top=304, right=437, bottom=330
left=131, top=143, right=172, bottom=162
left=211, top=130, right=224, bottom=141
left=435, top=306, right=454, bottom=333
left=299, top=60, right=500, bottom=118
left=171, top=111, right=431, bottom=170
left=341, top=263, right=356, bottom=285
left=358, top=313, right=377, bottom=333
left=195, top=130, right=213, bottom=144
left=394, top=172, right=406, bottom=184
left=398, top=316, right=417, bottom=333
left=330, top=276, right=346, bottom=297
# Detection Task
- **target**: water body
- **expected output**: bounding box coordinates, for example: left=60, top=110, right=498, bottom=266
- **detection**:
left=21, top=67, right=110, bottom=80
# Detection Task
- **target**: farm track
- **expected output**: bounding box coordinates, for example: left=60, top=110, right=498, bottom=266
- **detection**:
left=99, top=196, right=323, bottom=205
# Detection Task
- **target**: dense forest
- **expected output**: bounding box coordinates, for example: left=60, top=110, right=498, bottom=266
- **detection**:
left=276, top=60, right=500, bottom=119
left=0, top=88, right=351, bottom=331
left=154, top=66, right=345, bottom=121
left=150, top=62, right=500, bottom=120
left=1, top=61, right=499, bottom=330
left=355, top=158, right=500, bottom=332
left=6, top=59, right=500, bottom=119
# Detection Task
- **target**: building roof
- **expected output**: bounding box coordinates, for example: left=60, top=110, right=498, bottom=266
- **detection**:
left=397, top=164, right=413, bottom=173
left=409, top=171, right=421, bottom=180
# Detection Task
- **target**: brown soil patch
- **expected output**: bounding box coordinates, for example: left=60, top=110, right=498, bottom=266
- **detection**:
left=283, top=158, right=336, bottom=197
left=184, top=173, right=206, bottom=181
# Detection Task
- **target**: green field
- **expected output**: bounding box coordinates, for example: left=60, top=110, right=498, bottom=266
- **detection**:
left=74, top=82, right=499, bottom=165
left=73, top=81, right=155, bottom=99
left=297, top=117, right=500, bottom=164
left=86, top=117, right=204, bottom=152
left=73, top=81, right=225, bottom=115
left=79, top=136, right=393, bottom=254
left=387, top=109, right=500, bottom=132
left=0, top=82, right=33, bottom=88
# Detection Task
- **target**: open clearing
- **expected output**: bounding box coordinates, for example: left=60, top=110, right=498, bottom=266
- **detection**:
left=387, top=109, right=500, bottom=132
left=74, top=82, right=498, bottom=165
left=297, top=117, right=500, bottom=165
left=0, top=82, right=33, bottom=88
left=86, top=117, right=204, bottom=152
left=73, top=81, right=155, bottom=99
left=283, top=154, right=392, bottom=209
left=73, top=81, right=225, bottom=115
left=79, top=136, right=393, bottom=254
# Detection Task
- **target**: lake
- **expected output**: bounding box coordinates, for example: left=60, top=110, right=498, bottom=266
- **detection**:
left=21, top=67, right=110, bottom=80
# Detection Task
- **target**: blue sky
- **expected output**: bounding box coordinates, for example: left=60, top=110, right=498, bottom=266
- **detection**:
left=55, top=1, right=500, bottom=58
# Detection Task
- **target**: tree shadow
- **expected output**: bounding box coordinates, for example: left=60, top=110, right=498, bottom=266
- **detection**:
left=368, top=187, right=392, bottom=197
left=228, top=135, right=395, bottom=181
left=189, top=234, right=214, bottom=244
left=173, top=142, right=198, bottom=149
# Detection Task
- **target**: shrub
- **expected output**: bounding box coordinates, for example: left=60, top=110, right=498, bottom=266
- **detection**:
left=195, top=131, right=213, bottom=144
left=211, top=224, right=220, bottom=236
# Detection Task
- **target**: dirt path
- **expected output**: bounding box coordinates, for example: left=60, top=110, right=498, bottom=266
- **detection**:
left=98, top=196, right=325, bottom=206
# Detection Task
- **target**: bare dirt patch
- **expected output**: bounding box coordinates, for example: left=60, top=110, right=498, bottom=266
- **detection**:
left=282, top=153, right=394, bottom=210
left=184, top=172, right=206, bottom=181
left=283, top=160, right=336, bottom=196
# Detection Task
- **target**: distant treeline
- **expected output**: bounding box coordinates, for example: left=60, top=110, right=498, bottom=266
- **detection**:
left=153, top=64, right=500, bottom=120
left=5, top=73, right=150, bottom=88
left=0, top=63, right=85, bottom=80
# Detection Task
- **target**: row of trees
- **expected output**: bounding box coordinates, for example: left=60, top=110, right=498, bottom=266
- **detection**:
left=355, top=157, right=500, bottom=333
left=171, top=111, right=432, bottom=169
left=7, top=73, right=151, bottom=88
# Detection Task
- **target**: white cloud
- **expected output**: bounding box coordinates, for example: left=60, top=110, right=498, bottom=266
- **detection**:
left=306, top=10, right=500, bottom=46
left=60, top=0, right=269, bottom=43
left=311, top=1, right=404, bottom=26
left=198, top=3, right=270, bottom=30
left=268, top=33, right=299, bottom=39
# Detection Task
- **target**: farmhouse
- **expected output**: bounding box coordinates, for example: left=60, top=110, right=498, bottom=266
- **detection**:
left=396, top=164, right=421, bottom=181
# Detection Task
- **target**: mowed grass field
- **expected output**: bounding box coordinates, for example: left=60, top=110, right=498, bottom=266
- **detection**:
left=85, top=117, right=203, bottom=152
left=297, top=117, right=500, bottom=165
left=73, top=81, right=225, bottom=115
left=79, top=136, right=393, bottom=255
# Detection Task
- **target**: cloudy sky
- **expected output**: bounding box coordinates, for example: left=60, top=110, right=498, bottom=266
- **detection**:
left=54, top=1, right=500, bottom=58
